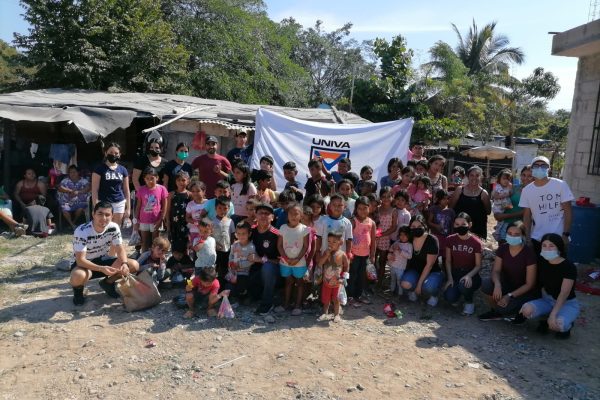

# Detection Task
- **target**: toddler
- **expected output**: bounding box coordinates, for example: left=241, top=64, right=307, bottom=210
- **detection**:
left=408, top=175, right=431, bottom=216
left=492, top=169, right=513, bottom=213
left=227, top=221, right=258, bottom=300
left=166, top=242, right=194, bottom=282
left=387, top=226, right=412, bottom=295
left=137, top=237, right=170, bottom=284
left=317, top=231, right=349, bottom=323
left=193, top=218, right=217, bottom=275
left=184, top=266, right=229, bottom=318
left=212, top=197, right=236, bottom=281
left=185, top=180, right=207, bottom=248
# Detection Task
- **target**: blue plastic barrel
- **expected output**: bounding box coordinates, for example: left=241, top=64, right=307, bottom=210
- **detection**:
left=569, top=203, right=600, bottom=264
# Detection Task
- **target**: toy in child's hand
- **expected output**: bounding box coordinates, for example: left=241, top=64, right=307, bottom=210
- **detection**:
left=185, top=279, right=193, bottom=291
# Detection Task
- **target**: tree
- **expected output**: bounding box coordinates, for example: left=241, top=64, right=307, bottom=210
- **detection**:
left=14, top=0, right=190, bottom=92
left=0, top=39, right=33, bottom=92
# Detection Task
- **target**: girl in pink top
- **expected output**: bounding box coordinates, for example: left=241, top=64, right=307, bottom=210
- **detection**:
left=134, top=167, right=168, bottom=252
left=375, top=187, right=398, bottom=286
left=348, top=197, right=376, bottom=304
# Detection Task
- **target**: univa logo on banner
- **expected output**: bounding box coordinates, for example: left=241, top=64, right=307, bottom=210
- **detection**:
left=310, top=138, right=351, bottom=171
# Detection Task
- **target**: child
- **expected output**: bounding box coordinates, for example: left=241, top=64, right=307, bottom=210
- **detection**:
left=184, top=266, right=229, bottom=318
left=392, top=189, right=412, bottom=241
left=331, top=158, right=351, bottom=183
left=415, top=160, right=428, bottom=176
left=193, top=218, right=217, bottom=275
left=301, top=206, right=318, bottom=289
left=202, top=180, right=235, bottom=220
left=212, top=196, right=236, bottom=281
left=367, top=193, right=379, bottom=224
left=315, top=194, right=353, bottom=257
left=276, top=203, right=310, bottom=315
left=306, top=194, right=326, bottom=226
left=251, top=155, right=277, bottom=191
left=317, top=231, right=349, bottom=322
left=227, top=221, right=258, bottom=300
left=185, top=180, right=207, bottom=248
left=348, top=196, right=376, bottom=305
left=134, top=167, right=168, bottom=251
left=448, top=166, right=465, bottom=192
left=137, top=236, right=171, bottom=284
left=283, top=161, right=304, bottom=197
left=24, top=195, right=54, bottom=237
left=387, top=226, right=412, bottom=296
left=243, top=198, right=259, bottom=226
left=304, top=159, right=329, bottom=198
left=427, top=189, right=455, bottom=254
left=336, top=179, right=356, bottom=218
left=165, top=171, right=191, bottom=252
left=256, top=170, right=277, bottom=205
left=408, top=175, right=431, bottom=216
left=392, top=166, right=415, bottom=195
left=167, top=242, right=195, bottom=282
left=375, top=187, right=398, bottom=286
left=356, top=165, right=377, bottom=195
left=273, top=189, right=295, bottom=229
left=231, top=163, right=257, bottom=224
left=492, top=169, right=513, bottom=214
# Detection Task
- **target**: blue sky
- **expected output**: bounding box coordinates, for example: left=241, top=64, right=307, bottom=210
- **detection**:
left=1, top=0, right=591, bottom=110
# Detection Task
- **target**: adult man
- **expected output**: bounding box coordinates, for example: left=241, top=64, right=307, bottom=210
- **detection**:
left=249, top=202, right=280, bottom=315
left=226, top=131, right=252, bottom=166
left=409, top=141, right=427, bottom=161
left=69, top=201, right=139, bottom=305
left=191, top=136, right=232, bottom=198
left=519, top=156, right=574, bottom=255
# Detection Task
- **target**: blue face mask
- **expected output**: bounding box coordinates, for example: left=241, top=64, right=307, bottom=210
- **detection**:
left=532, top=166, right=549, bottom=179
left=177, top=151, right=189, bottom=160
left=505, top=235, right=523, bottom=246
left=540, top=249, right=559, bottom=261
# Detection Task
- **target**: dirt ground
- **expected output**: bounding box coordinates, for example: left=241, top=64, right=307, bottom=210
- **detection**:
left=0, top=230, right=599, bottom=400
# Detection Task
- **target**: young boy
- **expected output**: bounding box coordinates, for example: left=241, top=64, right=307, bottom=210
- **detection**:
left=166, top=242, right=194, bottom=283
left=243, top=198, right=259, bottom=226
left=315, top=194, right=353, bottom=259
left=251, top=155, right=277, bottom=190
left=336, top=179, right=355, bottom=219
left=256, top=170, right=277, bottom=205
left=212, top=196, right=236, bottom=282
left=193, top=218, right=217, bottom=275
left=202, top=180, right=235, bottom=219
left=305, top=159, right=329, bottom=199
left=184, top=266, right=229, bottom=318
left=331, top=158, right=351, bottom=183
left=317, top=231, right=349, bottom=323
left=24, top=195, right=54, bottom=237
left=227, top=221, right=258, bottom=300
left=273, top=189, right=295, bottom=229
left=283, top=161, right=304, bottom=198
left=137, top=236, right=171, bottom=284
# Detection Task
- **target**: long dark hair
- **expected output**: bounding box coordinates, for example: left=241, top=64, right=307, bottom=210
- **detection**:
left=233, top=163, right=251, bottom=195
left=541, top=233, right=566, bottom=258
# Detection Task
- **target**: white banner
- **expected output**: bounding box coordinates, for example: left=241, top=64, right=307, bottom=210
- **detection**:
left=251, top=108, right=413, bottom=190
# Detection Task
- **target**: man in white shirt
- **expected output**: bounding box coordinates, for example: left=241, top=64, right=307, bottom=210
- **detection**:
left=519, top=156, right=574, bottom=256
left=69, top=201, right=139, bottom=305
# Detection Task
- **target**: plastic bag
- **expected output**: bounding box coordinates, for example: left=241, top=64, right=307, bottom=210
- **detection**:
left=313, top=265, right=323, bottom=285
left=366, top=262, right=378, bottom=282
left=218, top=295, right=235, bottom=319
left=225, top=269, right=237, bottom=284
left=338, top=284, right=347, bottom=306
left=129, top=230, right=141, bottom=246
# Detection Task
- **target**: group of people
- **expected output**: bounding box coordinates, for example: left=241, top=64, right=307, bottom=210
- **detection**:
left=61, top=135, right=581, bottom=337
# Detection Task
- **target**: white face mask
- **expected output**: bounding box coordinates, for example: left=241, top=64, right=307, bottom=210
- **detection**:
left=532, top=166, right=549, bottom=179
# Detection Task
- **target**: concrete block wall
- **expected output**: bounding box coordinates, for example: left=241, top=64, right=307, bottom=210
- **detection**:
left=563, top=52, right=600, bottom=203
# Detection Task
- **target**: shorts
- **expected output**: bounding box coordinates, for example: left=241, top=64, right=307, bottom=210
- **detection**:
left=70, top=256, right=117, bottom=279
left=139, top=222, right=157, bottom=232
left=321, top=284, right=340, bottom=304
left=111, top=199, right=127, bottom=214
left=280, top=265, right=308, bottom=279
left=190, top=291, right=210, bottom=309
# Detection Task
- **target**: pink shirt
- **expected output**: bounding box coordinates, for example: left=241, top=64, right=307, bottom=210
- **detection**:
left=136, top=184, right=168, bottom=224
left=352, top=217, right=374, bottom=257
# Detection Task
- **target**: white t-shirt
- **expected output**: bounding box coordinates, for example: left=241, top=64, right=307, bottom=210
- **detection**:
left=231, top=182, right=257, bottom=217
left=186, top=200, right=206, bottom=233
left=391, top=208, right=412, bottom=241
left=519, top=178, right=574, bottom=241
left=279, top=223, right=309, bottom=267
left=193, top=236, right=217, bottom=269
left=316, top=215, right=353, bottom=253
left=73, top=221, right=122, bottom=260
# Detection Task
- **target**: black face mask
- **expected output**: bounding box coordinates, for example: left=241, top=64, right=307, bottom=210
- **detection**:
left=148, top=149, right=160, bottom=157
left=106, top=154, right=120, bottom=163
left=411, top=227, right=425, bottom=238
left=455, top=226, right=469, bottom=236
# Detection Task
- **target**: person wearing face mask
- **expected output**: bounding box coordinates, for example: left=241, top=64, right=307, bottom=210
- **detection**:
left=398, top=215, right=443, bottom=307
left=478, top=221, right=538, bottom=322
left=162, top=142, right=193, bottom=192
left=132, top=139, right=167, bottom=193
left=519, top=156, right=574, bottom=256
left=91, top=143, right=131, bottom=226
left=518, top=233, right=579, bottom=339
left=449, top=165, right=491, bottom=241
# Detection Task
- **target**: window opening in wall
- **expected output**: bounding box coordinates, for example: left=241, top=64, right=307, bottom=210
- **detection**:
left=588, top=81, right=600, bottom=175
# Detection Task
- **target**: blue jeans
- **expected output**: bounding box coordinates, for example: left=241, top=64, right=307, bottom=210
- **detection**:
left=249, top=261, right=280, bottom=308
left=401, top=269, right=444, bottom=298
left=524, top=290, right=580, bottom=332
left=444, top=269, right=481, bottom=303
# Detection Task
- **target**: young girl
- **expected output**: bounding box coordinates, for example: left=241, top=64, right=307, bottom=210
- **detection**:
left=427, top=189, right=455, bottom=255
left=375, top=187, right=397, bottom=287
left=137, top=236, right=171, bottom=284
left=193, top=218, right=217, bottom=274
left=134, top=167, right=168, bottom=252
left=348, top=196, right=376, bottom=305
left=443, top=212, right=482, bottom=315
left=392, top=166, right=415, bottom=195
left=408, top=175, right=431, bottom=216
left=186, top=181, right=207, bottom=249
left=336, top=179, right=356, bottom=218
left=227, top=221, right=258, bottom=301
left=231, top=163, right=257, bottom=224
left=255, top=170, right=277, bottom=205
left=317, top=231, right=349, bottom=323
left=276, top=203, right=310, bottom=315
left=356, top=165, right=377, bottom=195
left=165, top=171, right=191, bottom=252
left=387, top=226, right=412, bottom=296
left=306, top=194, right=326, bottom=226
left=392, top=189, right=411, bottom=242
left=492, top=169, right=513, bottom=214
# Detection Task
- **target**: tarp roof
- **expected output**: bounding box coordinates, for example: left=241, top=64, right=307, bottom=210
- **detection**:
left=0, top=89, right=370, bottom=143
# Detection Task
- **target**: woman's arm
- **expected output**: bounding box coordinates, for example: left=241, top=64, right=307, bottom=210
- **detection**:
left=91, top=173, right=100, bottom=206
left=131, top=169, right=142, bottom=192
left=481, top=189, right=492, bottom=215
left=548, top=278, right=575, bottom=330
left=122, top=176, right=131, bottom=217
left=491, top=256, right=503, bottom=301
left=415, top=253, right=438, bottom=295
left=494, top=209, right=524, bottom=222
left=444, top=246, right=453, bottom=288
left=162, top=173, right=170, bottom=193
left=510, top=264, right=537, bottom=298
left=38, top=180, right=47, bottom=196
left=465, top=252, right=482, bottom=278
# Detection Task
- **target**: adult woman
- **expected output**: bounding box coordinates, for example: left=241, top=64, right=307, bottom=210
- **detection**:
left=132, top=139, right=167, bottom=192
left=443, top=212, right=483, bottom=315
left=427, top=155, right=448, bottom=192
left=58, top=165, right=91, bottom=230
left=380, top=158, right=404, bottom=189
left=91, top=143, right=130, bottom=226
left=14, top=168, right=47, bottom=217
left=493, top=165, right=533, bottom=242
left=519, top=233, right=579, bottom=339
left=479, top=221, right=537, bottom=321
left=162, top=142, right=193, bottom=193
left=399, top=215, right=443, bottom=306
left=449, top=165, right=491, bottom=240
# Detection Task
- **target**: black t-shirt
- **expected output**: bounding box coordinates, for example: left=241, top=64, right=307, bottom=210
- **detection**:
left=133, top=155, right=167, bottom=187
left=251, top=225, right=280, bottom=260
left=538, top=258, right=577, bottom=300
left=162, top=160, right=193, bottom=192
left=408, top=234, right=440, bottom=274
left=226, top=145, right=252, bottom=166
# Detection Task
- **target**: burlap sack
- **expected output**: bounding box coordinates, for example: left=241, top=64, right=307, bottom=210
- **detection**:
left=116, top=270, right=161, bottom=312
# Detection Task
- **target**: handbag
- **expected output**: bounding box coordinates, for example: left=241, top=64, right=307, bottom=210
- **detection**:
left=116, top=270, right=161, bottom=312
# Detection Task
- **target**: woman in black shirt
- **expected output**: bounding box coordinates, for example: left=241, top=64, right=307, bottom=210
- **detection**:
left=519, top=233, right=580, bottom=338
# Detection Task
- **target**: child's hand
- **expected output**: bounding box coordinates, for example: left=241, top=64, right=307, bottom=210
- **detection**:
left=154, top=221, right=162, bottom=231
left=303, top=270, right=311, bottom=282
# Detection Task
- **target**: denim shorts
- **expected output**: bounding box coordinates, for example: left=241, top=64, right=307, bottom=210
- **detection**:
left=280, top=265, right=308, bottom=279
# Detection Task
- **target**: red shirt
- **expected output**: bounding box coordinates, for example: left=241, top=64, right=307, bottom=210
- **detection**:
left=191, top=154, right=232, bottom=198
left=445, top=234, right=483, bottom=270
left=192, top=277, right=220, bottom=295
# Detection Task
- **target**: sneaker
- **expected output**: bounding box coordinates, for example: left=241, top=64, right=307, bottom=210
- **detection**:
left=99, top=278, right=119, bottom=298
left=274, top=306, right=286, bottom=313
left=255, top=304, right=273, bottom=315
left=426, top=296, right=438, bottom=307
left=408, top=291, right=418, bottom=302
left=511, top=313, right=527, bottom=325
left=536, top=320, right=549, bottom=334
left=317, top=313, right=331, bottom=321
left=333, top=315, right=342, bottom=323
left=478, top=309, right=503, bottom=321
left=73, top=286, right=85, bottom=306
left=462, top=303, right=475, bottom=315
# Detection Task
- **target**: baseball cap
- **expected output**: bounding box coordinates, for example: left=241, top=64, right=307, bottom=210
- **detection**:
left=531, top=156, right=550, bottom=166
left=235, top=131, right=247, bottom=137
left=255, top=202, right=274, bottom=214
left=206, top=135, right=218, bottom=143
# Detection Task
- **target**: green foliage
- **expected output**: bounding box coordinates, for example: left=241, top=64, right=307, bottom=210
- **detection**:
left=0, top=39, right=34, bottom=92
left=412, top=116, right=467, bottom=142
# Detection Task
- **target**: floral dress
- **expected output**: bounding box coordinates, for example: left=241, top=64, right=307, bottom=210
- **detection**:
left=169, top=191, right=191, bottom=249
left=376, top=208, right=394, bottom=251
